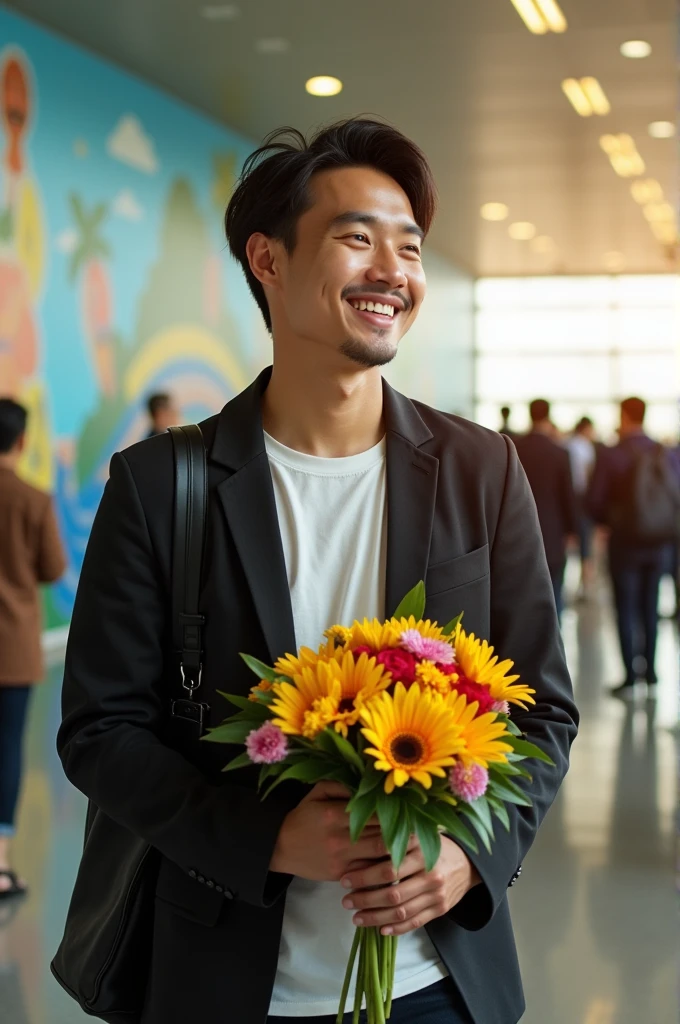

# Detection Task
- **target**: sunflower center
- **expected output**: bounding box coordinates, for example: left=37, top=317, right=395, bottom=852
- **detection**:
left=390, top=732, right=425, bottom=766
left=338, top=698, right=355, bottom=714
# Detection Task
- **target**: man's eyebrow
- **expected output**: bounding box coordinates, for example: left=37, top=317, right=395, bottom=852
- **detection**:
left=329, top=211, right=425, bottom=242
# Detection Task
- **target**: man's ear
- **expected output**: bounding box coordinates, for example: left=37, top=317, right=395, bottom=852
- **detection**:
left=246, top=232, right=282, bottom=290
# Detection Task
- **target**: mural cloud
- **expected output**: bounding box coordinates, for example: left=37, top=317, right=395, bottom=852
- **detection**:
left=55, top=229, right=78, bottom=254
left=113, top=189, right=144, bottom=222
left=107, top=115, right=158, bottom=174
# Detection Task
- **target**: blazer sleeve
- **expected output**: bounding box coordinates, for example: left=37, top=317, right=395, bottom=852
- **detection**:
left=450, top=437, right=579, bottom=931
left=36, top=495, right=67, bottom=583
left=58, top=452, right=294, bottom=908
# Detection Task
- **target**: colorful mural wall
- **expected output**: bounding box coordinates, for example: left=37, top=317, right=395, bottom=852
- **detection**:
left=0, top=7, right=269, bottom=628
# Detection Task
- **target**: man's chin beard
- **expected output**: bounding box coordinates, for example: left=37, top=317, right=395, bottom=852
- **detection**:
left=339, top=336, right=398, bottom=369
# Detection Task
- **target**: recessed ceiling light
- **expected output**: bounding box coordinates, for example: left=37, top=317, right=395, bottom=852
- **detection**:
left=480, top=202, right=509, bottom=221
left=650, top=222, right=677, bottom=245
left=305, top=76, right=343, bottom=97
left=508, top=221, right=536, bottom=241
left=201, top=4, right=239, bottom=19
left=531, top=235, right=556, bottom=253
left=643, top=202, right=675, bottom=224
left=603, top=251, right=626, bottom=272
left=631, top=179, right=664, bottom=204
left=509, top=0, right=567, bottom=35
left=648, top=121, right=676, bottom=139
left=561, top=77, right=611, bottom=117
left=620, top=40, right=651, bottom=59
left=255, top=38, right=290, bottom=54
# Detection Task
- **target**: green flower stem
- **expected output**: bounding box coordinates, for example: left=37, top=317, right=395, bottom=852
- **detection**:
left=336, top=926, right=362, bottom=1024
left=379, top=932, right=387, bottom=1000
left=352, top=931, right=366, bottom=1024
left=367, top=928, right=386, bottom=1024
left=385, top=936, right=397, bottom=1018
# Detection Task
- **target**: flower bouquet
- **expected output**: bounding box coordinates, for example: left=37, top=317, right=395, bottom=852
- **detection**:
left=204, top=583, right=553, bottom=1024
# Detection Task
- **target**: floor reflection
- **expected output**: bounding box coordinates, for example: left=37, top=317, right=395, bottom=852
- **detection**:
left=1, top=569, right=677, bottom=1023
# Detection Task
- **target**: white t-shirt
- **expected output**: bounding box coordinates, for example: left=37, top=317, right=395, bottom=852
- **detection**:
left=264, top=431, right=447, bottom=1017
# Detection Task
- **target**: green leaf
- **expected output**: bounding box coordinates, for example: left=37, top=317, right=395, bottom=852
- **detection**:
left=441, top=611, right=464, bottom=636
left=239, top=653, right=279, bottom=682
left=262, top=759, right=331, bottom=796
left=438, top=812, right=479, bottom=856
left=486, top=796, right=511, bottom=832
left=399, top=785, right=428, bottom=807
left=348, top=764, right=383, bottom=804
left=411, top=809, right=442, bottom=872
left=376, top=788, right=402, bottom=848
left=487, top=776, right=532, bottom=807
left=324, top=729, right=365, bottom=774
left=349, top=791, right=378, bottom=843
left=216, top=700, right=271, bottom=724
left=390, top=804, right=412, bottom=869
left=459, top=805, right=493, bottom=854
left=503, top=717, right=523, bottom=737
left=202, top=720, right=256, bottom=745
left=216, top=692, right=264, bottom=713
left=505, top=736, right=555, bottom=765
left=467, top=796, right=494, bottom=836
left=221, top=751, right=253, bottom=772
left=258, top=763, right=284, bottom=790
left=393, top=581, right=426, bottom=621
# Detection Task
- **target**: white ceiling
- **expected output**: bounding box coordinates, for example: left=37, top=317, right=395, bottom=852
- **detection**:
left=3, top=0, right=677, bottom=276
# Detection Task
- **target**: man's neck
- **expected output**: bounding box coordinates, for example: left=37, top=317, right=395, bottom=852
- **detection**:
left=262, top=352, right=385, bottom=458
left=0, top=455, right=18, bottom=472
left=531, top=420, right=553, bottom=437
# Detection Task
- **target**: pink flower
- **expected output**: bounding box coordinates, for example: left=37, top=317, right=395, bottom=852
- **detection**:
left=400, top=630, right=455, bottom=665
left=376, top=648, right=417, bottom=684
left=450, top=674, right=496, bottom=715
left=449, top=762, right=489, bottom=802
left=245, top=722, right=289, bottom=764
left=492, top=700, right=510, bottom=715
left=353, top=645, right=374, bottom=657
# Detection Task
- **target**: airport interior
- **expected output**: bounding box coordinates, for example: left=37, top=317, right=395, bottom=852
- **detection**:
left=0, top=1, right=677, bottom=1023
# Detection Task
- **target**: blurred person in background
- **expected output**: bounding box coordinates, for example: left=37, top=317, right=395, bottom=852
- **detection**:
left=0, top=399, right=66, bottom=897
left=146, top=392, right=181, bottom=438
left=498, top=404, right=515, bottom=438
left=587, top=397, right=680, bottom=697
left=567, top=417, right=597, bottom=600
left=514, top=399, right=578, bottom=619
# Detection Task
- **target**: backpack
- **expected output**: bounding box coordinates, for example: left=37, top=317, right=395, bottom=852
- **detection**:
left=610, top=443, right=680, bottom=545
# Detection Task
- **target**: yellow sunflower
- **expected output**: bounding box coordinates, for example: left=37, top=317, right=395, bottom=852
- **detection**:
left=444, top=690, right=514, bottom=767
left=270, top=652, right=391, bottom=739
left=415, top=660, right=458, bottom=695
left=342, top=614, right=447, bottom=653
left=360, top=682, right=466, bottom=793
left=273, top=638, right=342, bottom=680
left=453, top=625, right=536, bottom=708
left=248, top=679, right=273, bottom=702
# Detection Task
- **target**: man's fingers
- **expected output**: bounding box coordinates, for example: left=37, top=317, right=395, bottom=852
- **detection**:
left=343, top=870, right=430, bottom=913
left=349, top=833, right=390, bottom=863
left=349, top=892, right=439, bottom=934
left=342, top=846, right=425, bottom=892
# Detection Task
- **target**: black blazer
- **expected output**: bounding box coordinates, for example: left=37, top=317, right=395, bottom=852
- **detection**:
left=58, top=369, right=578, bottom=1024
left=513, top=432, right=578, bottom=572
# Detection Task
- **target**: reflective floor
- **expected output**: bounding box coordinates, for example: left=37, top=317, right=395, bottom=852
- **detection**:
left=1, top=564, right=677, bottom=1024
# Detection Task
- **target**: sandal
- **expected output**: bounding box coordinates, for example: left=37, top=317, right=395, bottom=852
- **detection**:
left=0, top=869, right=28, bottom=900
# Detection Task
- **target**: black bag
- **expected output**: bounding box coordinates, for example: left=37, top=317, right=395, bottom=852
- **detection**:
left=51, top=424, right=208, bottom=1023
left=610, top=443, right=680, bottom=545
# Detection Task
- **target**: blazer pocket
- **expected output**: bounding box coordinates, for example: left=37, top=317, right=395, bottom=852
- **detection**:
left=155, top=855, right=226, bottom=927
left=426, top=544, right=490, bottom=597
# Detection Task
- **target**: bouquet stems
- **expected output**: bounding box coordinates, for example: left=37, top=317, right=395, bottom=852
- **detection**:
left=337, top=928, right=397, bottom=1024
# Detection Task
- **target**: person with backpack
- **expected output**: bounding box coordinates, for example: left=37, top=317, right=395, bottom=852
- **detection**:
left=587, top=397, right=680, bottom=698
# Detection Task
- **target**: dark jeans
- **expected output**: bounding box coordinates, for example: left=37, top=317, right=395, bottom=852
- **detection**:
left=549, top=562, right=565, bottom=620
left=268, top=978, right=471, bottom=1024
left=610, top=557, right=664, bottom=684
left=0, top=686, right=32, bottom=837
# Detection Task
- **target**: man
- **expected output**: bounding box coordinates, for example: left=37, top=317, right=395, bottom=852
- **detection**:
left=0, top=399, right=66, bottom=897
left=498, top=405, right=515, bottom=438
left=59, top=119, right=578, bottom=1024
left=588, top=397, right=678, bottom=697
left=146, top=392, right=180, bottom=438
left=567, top=417, right=597, bottom=598
left=514, top=400, right=578, bottom=618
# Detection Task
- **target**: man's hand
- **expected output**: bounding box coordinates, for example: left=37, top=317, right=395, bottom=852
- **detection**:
left=339, top=836, right=482, bottom=936
left=270, top=781, right=395, bottom=882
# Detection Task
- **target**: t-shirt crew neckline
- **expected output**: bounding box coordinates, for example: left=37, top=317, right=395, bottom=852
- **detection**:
left=263, top=431, right=386, bottom=477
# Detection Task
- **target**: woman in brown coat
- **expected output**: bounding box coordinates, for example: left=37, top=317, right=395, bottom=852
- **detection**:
left=0, top=399, right=66, bottom=897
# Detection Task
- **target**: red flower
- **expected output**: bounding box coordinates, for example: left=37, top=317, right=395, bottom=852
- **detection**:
left=353, top=646, right=374, bottom=657
left=450, top=673, right=496, bottom=715
left=435, top=662, right=458, bottom=676
left=376, top=648, right=417, bottom=684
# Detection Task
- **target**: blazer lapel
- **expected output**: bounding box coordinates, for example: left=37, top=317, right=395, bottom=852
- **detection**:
left=210, top=369, right=296, bottom=665
left=383, top=381, right=439, bottom=618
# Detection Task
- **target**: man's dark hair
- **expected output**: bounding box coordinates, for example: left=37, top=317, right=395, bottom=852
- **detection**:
left=575, top=416, right=593, bottom=433
left=147, top=393, right=171, bottom=419
left=621, top=396, right=646, bottom=425
left=225, top=118, right=438, bottom=331
left=529, top=399, right=551, bottom=423
left=0, top=398, right=28, bottom=453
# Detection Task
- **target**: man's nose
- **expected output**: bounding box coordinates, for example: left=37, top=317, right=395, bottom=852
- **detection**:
left=365, top=247, right=408, bottom=290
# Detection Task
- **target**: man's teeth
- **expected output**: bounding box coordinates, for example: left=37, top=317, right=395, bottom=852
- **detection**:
left=350, top=300, right=396, bottom=317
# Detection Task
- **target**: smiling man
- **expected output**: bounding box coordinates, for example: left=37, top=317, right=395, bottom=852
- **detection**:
left=59, top=119, right=578, bottom=1024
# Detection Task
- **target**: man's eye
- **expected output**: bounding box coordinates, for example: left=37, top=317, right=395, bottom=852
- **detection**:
left=404, top=245, right=421, bottom=255
left=350, top=233, right=369, bottom=243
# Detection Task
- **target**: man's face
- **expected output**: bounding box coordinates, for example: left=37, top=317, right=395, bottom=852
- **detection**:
left=156, top=403, right=181, bottom=430
left=271, top=166, right=427, bottom=368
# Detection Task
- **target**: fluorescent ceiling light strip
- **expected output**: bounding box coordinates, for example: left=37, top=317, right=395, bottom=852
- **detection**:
left=509, top=0, right=548, bottom=34
left=562, top=79, right=592, bottom=117
left=580, top=78, right=611, bottom=116
left=535, top=0, right=567, bottom=32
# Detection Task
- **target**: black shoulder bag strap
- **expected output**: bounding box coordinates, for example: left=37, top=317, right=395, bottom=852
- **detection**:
left=169, top=424, right=209, bottom=740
